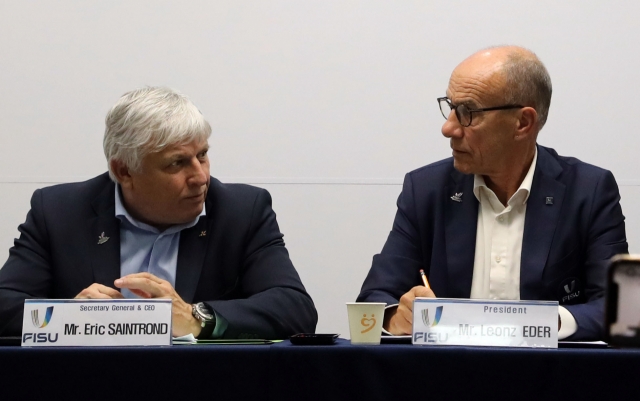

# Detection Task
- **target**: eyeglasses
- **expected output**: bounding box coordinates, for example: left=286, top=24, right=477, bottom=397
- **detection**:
left=437, top=97, right=524, bottom=127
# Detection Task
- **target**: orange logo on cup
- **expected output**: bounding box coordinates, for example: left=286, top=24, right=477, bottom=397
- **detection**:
left=360, top=313, right=377, bottom=333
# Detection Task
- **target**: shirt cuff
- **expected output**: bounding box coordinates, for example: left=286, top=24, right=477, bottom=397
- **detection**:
left=381, top=304, right=399, bottom=335
left=558, top=306, right=577, bottom=340
left=211, top=309, right=228, bottom=339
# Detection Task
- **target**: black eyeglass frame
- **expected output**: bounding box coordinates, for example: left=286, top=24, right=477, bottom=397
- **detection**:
left=437, top=97, right=524, bottom=127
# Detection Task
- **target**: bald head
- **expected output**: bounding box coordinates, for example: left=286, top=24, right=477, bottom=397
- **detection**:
left=453, top=46, right=552, bottom=130
left=461, top=45, right=529, bottom=66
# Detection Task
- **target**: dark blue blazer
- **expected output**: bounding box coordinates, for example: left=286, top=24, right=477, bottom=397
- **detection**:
left=0, top=173, right=317, bottom=338
left=358, top=145, right=627, bottom=340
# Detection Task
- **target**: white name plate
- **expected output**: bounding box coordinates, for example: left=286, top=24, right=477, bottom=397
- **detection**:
left=22, top=299, right=172, bottom=347
left=412, top=298, right=558, bottom=348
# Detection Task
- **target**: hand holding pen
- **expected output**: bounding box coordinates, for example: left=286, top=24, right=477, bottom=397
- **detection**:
left=383, top=268, right=436, bottom=335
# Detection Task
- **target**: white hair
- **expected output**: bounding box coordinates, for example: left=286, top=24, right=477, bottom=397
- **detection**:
left=103, top=87, right=212, bottom=181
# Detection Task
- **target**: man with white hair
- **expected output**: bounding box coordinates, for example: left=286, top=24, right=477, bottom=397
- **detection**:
left=0, top=87, right=317, bottom=339
left=358, top=46, right=627, bottom=340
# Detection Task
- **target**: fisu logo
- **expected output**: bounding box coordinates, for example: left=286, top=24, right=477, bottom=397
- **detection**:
left=421, top=306, right=443, bottom=327
left=360, top=313, right=377, bottom=333
left=31, top=306, right=54, bottom=329
left=560, top=278, right=580, bottom=303
left=564, top=280, right=576, bottom=294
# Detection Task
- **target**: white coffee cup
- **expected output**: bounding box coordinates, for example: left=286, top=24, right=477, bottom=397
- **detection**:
left=346, top=302, right=386, bottom=345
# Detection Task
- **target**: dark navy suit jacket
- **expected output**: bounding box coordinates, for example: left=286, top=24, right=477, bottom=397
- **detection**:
left=0, top=173, right=317, bottom=338
left=358, top=145, right=627, bottom=340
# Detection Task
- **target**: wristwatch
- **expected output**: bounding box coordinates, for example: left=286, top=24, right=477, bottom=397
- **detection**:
left=192, top=302, right=216, bottom=339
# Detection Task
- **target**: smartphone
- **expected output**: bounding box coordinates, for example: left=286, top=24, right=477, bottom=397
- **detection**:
left=606, top=255, right=640, bottom=346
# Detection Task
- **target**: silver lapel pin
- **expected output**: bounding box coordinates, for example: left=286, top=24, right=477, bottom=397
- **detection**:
left=451, top=192, right=463, bottom=202
left=199, top=230, right=207, bottom=237
left=97, top=232, right=110, bottom=245
left=546, top=197, right=554, bottom=205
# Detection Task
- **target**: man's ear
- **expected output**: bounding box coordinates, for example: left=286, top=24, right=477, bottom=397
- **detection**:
left=110, top=160, right=133, bottom=188
left=515, top=107, right=538, bottom=140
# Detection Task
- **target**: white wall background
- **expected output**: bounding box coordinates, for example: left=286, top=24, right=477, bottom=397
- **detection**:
left=1, top=1, right=639, bottom=337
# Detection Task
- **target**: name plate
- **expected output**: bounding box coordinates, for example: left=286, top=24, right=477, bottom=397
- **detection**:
left=22, top=299, right=172, bottom=347
left=412, top=298, right=558, bottom=348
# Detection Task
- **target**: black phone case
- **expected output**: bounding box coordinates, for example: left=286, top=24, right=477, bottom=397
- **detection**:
left=289, top=333, right=339, bottom=345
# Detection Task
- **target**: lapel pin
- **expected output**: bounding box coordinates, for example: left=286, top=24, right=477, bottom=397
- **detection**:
left=199, top=230, right=207, bottom=237
left=545, top=197, right=554, bottom=205
left=97, top=232, right=110, bottom=245
left=451, top=192, right=463, bottom=202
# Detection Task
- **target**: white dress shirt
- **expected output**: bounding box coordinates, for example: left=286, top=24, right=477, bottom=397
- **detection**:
left=470, top=148, right=576, bottom=339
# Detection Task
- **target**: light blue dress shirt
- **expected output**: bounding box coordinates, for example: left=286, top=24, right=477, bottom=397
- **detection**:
left=114, top=185, right=228, bottom=338
left=114, top=184, right=205, bottom=299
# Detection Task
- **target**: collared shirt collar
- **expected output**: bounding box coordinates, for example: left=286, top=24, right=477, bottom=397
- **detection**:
left=472, top=147, right=538, bottom=207
left=114, top=184, right=205, bottom=235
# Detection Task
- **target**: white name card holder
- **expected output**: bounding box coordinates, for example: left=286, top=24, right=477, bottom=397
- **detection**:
left=412, top=298, right=558, bottom=348
left=22, top=299, right=172, bottom=347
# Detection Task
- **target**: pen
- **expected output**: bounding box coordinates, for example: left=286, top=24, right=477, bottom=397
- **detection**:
left=419, top=269, right=431, bottom=290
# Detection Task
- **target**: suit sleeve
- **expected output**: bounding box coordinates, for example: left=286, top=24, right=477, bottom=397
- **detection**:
left=206, top=189, right=317, bottom=339
left=357, top=173, right=425, bottom=305
left=565, top=170, right=628, bottom=340
left=0, top=189, right=53, bottom=336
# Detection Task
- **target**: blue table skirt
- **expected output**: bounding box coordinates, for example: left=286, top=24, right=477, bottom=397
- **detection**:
left=2, top=339, right=639, bottom=400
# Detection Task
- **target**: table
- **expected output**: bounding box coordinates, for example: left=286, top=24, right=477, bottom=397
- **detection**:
left=2, top=339, right=639, bottom=400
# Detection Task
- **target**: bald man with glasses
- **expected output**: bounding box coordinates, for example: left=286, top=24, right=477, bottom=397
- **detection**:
left=357, top=46, right=627, bottom=341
